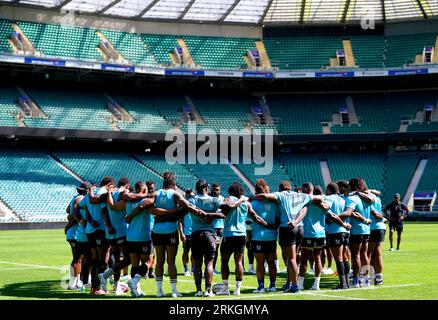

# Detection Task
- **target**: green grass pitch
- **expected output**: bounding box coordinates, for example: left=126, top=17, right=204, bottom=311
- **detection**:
left=0, top=222, right=437, bottom=300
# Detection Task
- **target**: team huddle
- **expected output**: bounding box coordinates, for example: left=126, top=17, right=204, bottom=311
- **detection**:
left=64, top=171, right=407, bottom=297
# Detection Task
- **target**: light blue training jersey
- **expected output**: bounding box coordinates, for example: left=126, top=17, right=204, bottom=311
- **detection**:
left=325, top=194, right=348, bottom=234
left=213, top=195, right=225, bottom=229
left=66, top=195, right=79, bottom=241
left=302, top=196, right=333, bottom=239
left=223, top=196, right=249, bottom=238
left=371, top=196, right=386, bottom=231
left=153, top=189, right=178, bottom=234
left=347, top=193, right=375, bottom=235
left=274, top=191, right=312, bottom=228
left=251, top=199, right=280, bottom=241
left=106, top=190, right=127, bottom=240
left=126, top=198, right=151, bottom=242
left=79, top=187, right=107, bottom=234
left=189, top=194, right=222, bottom=233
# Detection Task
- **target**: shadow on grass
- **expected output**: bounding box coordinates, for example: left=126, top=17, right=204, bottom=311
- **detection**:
left=0, top=275, right=341, bottom=299
left=0, top=280, right=134, bottom=299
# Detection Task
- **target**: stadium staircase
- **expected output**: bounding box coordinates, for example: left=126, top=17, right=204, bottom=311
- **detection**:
left=173, top=38, right=197, bottom=68
left=342, top=40, right=356, bottom=67
left=96, top=31, right=129, bottom=64
left=403, top=158, right=428, bottom=204
left=0, top=197, right=19, bottom=222
left=319, top=160, right=332, bottom=187
left=8, top=23, right=39, bottom=56
left=104, top=92, right=134, bottom=131
left=255, top=41, right=272, bottom=69
left=228, top=161, right=255, bottom=194
left=48, top=153, right=84, bottom=182
left=434, top=36, right=438, bottom=63
left=15, top=86, right=46, bottom=118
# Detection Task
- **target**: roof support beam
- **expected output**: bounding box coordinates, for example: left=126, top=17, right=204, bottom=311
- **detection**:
left=299, top=0, right=307, bottom=24
left=177, top=0, right=197, bottom=21
left=97, top=0, right=123, bottom=15
left=381, top=0, right=386, bottom=23
left=136, top=0, right=161, bottom=19
left=341, top=0, right=351, bottom=23
left=258, top=0, right=274, bottom=24
left=219, top=0, right=242, bottom=23
left=55, top=0, right=75, bottom=10
left=415, top=0, right=429, bottom=19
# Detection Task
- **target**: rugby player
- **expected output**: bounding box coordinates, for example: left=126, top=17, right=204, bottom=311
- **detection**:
left=216, top=182, right=268, bottom=296
left=368, top=192, right=387, bottom=285
left=188, top=180, right=227, bottom=297
left=210, top=183, right=225, bottom=275
left=250, top=179, right=280, bottom=293
left=384, top=193, right=409, bottom=251
left=325, top=182, right=350, bottom=289
left=97, top=177, right=130, bottom=295
left=251, top=181, right=325, bottom=294
left=295, top=184, right=350, bottom=291
left=152, top=172, right=206, bottom=298
left=66, top=182, right=91, bottom=290
left=338, top=178, right=375, bottom=288
left=78, top=177, right=114, bottom=295
left=180, top=189, right=194, bottom=277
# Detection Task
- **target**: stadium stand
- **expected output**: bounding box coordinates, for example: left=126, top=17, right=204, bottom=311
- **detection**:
left=266, top=94, right=342, bottom=135
left=24, top=88, right=114, bottom=131
left=108, top=93, right=173, bottom=133
left=186, top=95, right=256, bottom=132
left=235, top=158, right=290, bottom=191
left=417, top=153, right=438, bottom=193
left=182, top=161, right=250, bottom=196
left=17, top=20, right=102, bottom=61
left=0, top=149, right=78, bottom=222
left=52, top=151, right=162, bottom=186
left=0, top=19, right=13, bottom=54
left=349, top=35, right=386, bottom=69
left=140, top=34, right=177, bottom=66
left=278, top=154, right=325, bottom=188
left=99, top=29, right=159, bottom=66
left=326, top=154, right=385, bottom=192
left=385, top=33, right=438, bottom=68
left=183, top=35, right=256, bottom=70
left=383, top=153, right=420, bottom=205
left=0, top=86, right=19, bottom=127
left=135, top=153, right=198, bottom=191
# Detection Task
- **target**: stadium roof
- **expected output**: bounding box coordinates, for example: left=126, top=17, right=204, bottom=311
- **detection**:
left=1, top=0, right=437, bottom=25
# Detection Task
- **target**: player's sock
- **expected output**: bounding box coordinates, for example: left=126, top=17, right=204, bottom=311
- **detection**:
left=274, top=260, right=279, bottom=270
left=102, top=268, right=115, bottom=279
left=223, top=279, right=229, bottom=286
left=138, top=264, right=148, bottom=278
left=236, top=281, right=242, bottom=289
left=336, top=261, right=346, bottom=287
left=283, top=281, right=290, bottom=290
left=312, top=277, right=320, bottom=289
left=298, top=276, right=305, bottom=290
left=156, top=277, right=163, bottom=293
left=69, top=266, right=76, bottom=289
left=195, top=280, right=202, bottom=292
left=249, top=264, right=253, bottom=270
left=184, top=264, right=189, bottom=273
left=269, top=280, right=276, bottom=289
left=170, top=279, right=178, bottom=292
left=257, top=279, right=264, bottom=289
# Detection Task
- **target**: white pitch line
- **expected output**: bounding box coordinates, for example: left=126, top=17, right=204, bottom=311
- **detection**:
left=220, top=283, right=422, bottom=300
left=0, top=261, right=64, bottom=270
